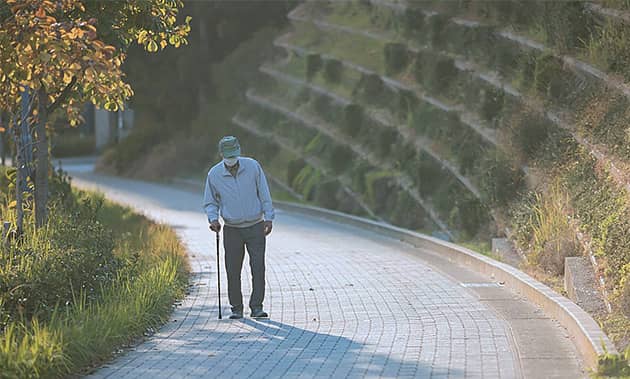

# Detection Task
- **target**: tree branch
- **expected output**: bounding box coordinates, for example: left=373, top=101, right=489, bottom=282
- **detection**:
left=46, top=76, right=77, bottom=114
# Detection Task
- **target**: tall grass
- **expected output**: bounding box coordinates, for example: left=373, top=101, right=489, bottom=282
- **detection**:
left=0, top=169, right=188, bottom=378
left=512, top=183, right=579, bottom=276
left=0, top=248, right=185, bottom=378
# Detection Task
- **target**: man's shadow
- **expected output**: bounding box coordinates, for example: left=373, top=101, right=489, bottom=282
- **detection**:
left=130, top=307, right=464, bottom=378
left=208, top=317, right=460, bottom=378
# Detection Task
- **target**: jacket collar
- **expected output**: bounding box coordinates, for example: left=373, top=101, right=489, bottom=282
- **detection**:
left=221, top=159, right=244, bottom=177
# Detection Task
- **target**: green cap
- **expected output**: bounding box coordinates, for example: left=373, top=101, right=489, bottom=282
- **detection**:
left=218, top=136, right=241, bottom=158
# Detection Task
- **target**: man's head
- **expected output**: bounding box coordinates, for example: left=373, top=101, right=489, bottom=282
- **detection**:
left=219, top=136, right=241, bottom=167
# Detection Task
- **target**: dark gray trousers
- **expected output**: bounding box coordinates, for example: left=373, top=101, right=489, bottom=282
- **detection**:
left=223, top=221, right=266, bottom=313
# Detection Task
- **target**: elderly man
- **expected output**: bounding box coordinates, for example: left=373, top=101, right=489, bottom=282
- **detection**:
left=203, top=136, right=275, bottom=319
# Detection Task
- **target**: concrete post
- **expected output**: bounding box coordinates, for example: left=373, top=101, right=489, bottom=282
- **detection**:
left=94, top=108, right=111, bottom=150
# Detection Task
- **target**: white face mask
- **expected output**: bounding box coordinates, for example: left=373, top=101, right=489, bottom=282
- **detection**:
left=223, top=157, right=239, bottom=167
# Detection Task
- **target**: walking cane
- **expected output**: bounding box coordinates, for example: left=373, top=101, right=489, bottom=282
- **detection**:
left=215, top=231, right=222, bottom=319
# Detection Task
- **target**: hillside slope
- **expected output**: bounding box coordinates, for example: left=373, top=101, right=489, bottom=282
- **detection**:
left=232, top=0, right=630, bottom=350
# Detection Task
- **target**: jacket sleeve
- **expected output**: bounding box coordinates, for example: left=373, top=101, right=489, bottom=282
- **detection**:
left=203, top=173, right=220, bottom=222
left=256, top=162, right=275, bottom=221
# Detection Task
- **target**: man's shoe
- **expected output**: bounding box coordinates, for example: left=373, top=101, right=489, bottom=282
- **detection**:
left=229, top=311, right=243, bottom=319
left=251, top=309, right=268, bottom=318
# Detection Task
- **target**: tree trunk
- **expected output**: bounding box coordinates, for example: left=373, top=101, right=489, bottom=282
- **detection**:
left=0, top=112, right=5, bottom=166
left=35, top=89, right=49, bottom=228
left=14, top=124, right=23, bottom=235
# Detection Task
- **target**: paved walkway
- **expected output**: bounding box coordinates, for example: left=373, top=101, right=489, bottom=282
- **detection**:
left=64, top=164, right=584, bottom=379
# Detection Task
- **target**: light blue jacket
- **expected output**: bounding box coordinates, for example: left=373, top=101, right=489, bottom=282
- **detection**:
left=203, top=157, right=275, bottom=227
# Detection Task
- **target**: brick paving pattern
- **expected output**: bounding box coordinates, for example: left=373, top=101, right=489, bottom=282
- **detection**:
left=74, top=173, right=519, bottom=378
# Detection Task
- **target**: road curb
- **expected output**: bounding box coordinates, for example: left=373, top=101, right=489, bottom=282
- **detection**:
left=274, top=200, right=617, bottom=370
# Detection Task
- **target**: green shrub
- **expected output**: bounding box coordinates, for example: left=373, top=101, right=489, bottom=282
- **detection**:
left=589, top=19, right=630, bottom=81
left=598, top=346, right=630, bottom=378
left=368, top=127, right=398, bottom=158
left=287, top=158, right=306, bottom=186
left=342, top=104, right=363, bottom=136
left=365, top=170, right=396, bottom=213
left=306, top=53, right=323, bottom=80
left=424, top=56, right=458, bottom=95
left=480, top=152, right=525, bottom=207
left=415, top=153, right=444, bottom=196
left=538, top=1, right=592, bottom=51
left=456, top=74, right=483, bottom=111
left=285, top=120, right=319, bottom=148
left=433, top=177, right=459, bottom=214
left=601, top=0, right=630, bottom=9
left=0, top=167, right=188, bottom=377
left=452, top=196, right=488, bottom=239
left=393, top=141, right=418, bottom=172
left=356, top=73, right=385, bottom=103
left=350, top=160, right=372, bottom=194
left=254, top=138, right=279, bottom=163
left=407, top=104, right=438, bottom=136
left=493, top=38, right=524, bottom=77
left=314, top=180, right=340, bottom=209
left=491, top=0, right=534, bottom=25
left=480, top=87, right=505, bottom=123
left=432, top=110, right=461, bottom=145
left=390, top=191, right=427, bottom=231
left=100, top=115, right=168, bottom=174
left=441, top=18, right=467, bottom=53
left=51, top=133, right=95, bottom=158
left=536, top=127, right=578, bottom=169
left=468, top=25, right=497, bottom=62
left=323, top=58, right=343, bottom=83
left=428, top=13, right=449, bottom=48
left=511, top=111, right=551, bottom=160
left=580, top=94, right=630, bottom=161
left=0, top=193, right=119, bottom=322
left=532, top=54, right=567, bottom=100
left=296, top=87, right=312, bottom=105
left=396, top=89, right=418, bottom=122
left=328, top=145, right=353, bottom=174
left=384, top=42, right=409, bottom=75
left=292, top=165, right=321, bottom=200
left=402, top=7, right=426, bottom=38
left=454, top=135, right=484, bottom=175
left=412, top=51, right=426, bottom=84
left=311, top=94, right=334, bottom=120
left=304, top=133, right=327, bottom=156
left=358, top=0, right=372, bottom=9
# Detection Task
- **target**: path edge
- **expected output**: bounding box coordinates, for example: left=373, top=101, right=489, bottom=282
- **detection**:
left=274, top=200, right=617, bottom=370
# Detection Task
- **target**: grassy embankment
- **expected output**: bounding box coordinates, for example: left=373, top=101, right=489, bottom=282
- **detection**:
left=287, top=0, right=630, bottom=352
left=0, top=167, right=188, bottom=378
left=308, top=0, right=630, bottom=372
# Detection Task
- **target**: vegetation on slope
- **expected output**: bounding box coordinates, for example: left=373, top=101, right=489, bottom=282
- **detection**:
left=277, top=0, right=630, bottom=354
